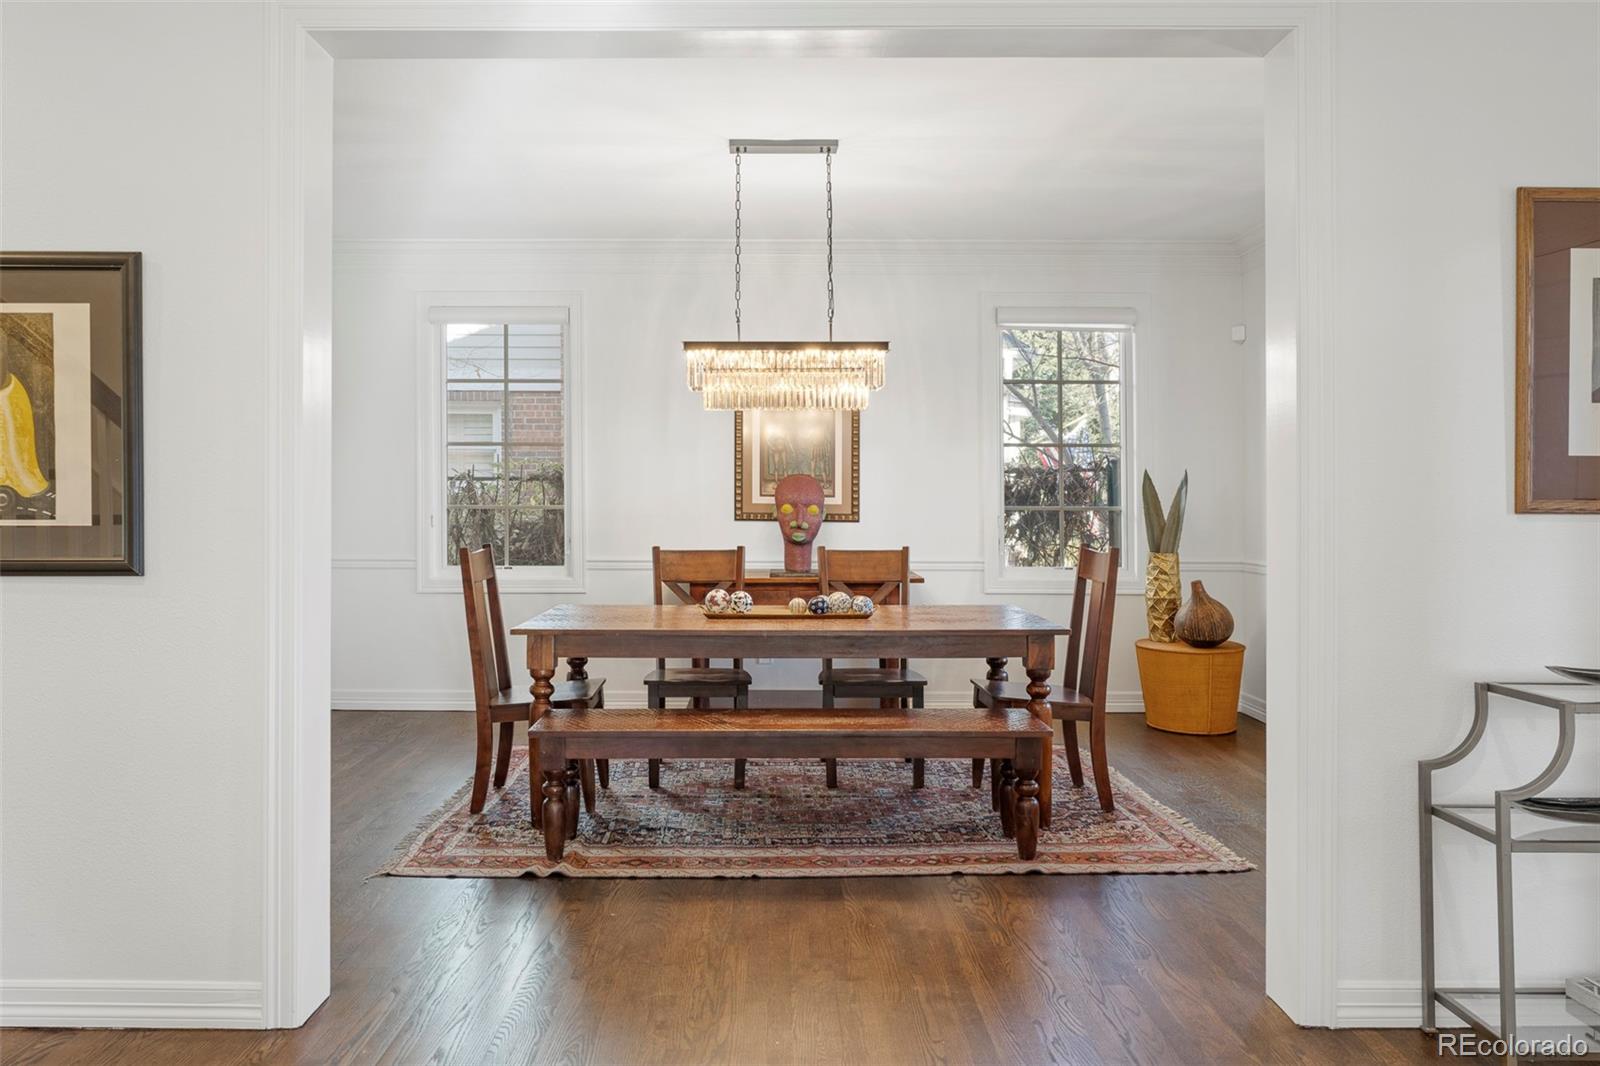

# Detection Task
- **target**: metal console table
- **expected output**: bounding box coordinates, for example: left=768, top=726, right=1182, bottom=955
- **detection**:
left=1419, top=681, right=1600, bottom=1057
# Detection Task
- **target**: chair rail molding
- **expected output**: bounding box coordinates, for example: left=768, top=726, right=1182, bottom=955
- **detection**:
left=334, top=237, right=1250, bottom=279
left=271, top=0, right=1336, bottom=1030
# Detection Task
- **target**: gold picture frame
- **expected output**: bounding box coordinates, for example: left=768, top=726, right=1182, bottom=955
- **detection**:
left=1515, top=187, right=1600, bottom=513
left=734, top=409, right=859, bottom=522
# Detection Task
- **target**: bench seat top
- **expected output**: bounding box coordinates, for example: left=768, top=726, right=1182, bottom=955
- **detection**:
left=531, top=706, right=1050, bottom=737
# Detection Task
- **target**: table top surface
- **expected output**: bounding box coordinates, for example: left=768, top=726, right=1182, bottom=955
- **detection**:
left=512, top=603, right=1066, bottom=636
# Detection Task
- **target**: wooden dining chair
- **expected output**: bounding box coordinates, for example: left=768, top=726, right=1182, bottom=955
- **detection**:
left=644, top=546, right=753, bottom=788
left=816, top=546, right=928, bottom=788
left=971, top=544, right=1120, bottom=812
left=460, top=544, right=607, bottom=815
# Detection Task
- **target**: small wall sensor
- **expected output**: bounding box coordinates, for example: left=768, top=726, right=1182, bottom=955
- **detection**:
left=1230, top=325, right=1248, bottom=344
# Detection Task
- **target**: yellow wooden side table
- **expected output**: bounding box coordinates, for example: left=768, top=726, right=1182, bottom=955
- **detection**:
left=1135, top=639, right=1245, bottom=735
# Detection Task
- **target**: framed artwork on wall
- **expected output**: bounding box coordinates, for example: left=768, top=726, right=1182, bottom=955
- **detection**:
left=734, top=409, right=859, bottom=522
left=0, top=252, right=143, bottom=573
left=1516, top=188, right=1600, bottom=513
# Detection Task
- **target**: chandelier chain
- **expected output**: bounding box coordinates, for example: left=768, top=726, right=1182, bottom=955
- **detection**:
left=733, top=149, right=742, bottom=341
left=825, top=149, right=834, bottom=341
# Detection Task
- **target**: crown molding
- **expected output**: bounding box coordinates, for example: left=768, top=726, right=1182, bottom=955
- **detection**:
left=1231, top=223, right=1267, bottom=260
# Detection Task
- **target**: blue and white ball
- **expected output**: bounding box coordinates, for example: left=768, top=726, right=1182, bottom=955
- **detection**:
left=807, top=594, right=831, bottom=615
left=850, top=595, right=875, bottom=617
left=826, top=591, right=853, bottom=614
left=730, top=590, right=754, bottom=614
left=703, top=588, right=731, bottom=613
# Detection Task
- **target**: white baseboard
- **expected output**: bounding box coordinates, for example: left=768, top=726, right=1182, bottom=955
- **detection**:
left=333, top=688, right=476, bottom=711
left=1334, top=981, right=1466, bottom=1029
left=1239, top=692, right=1267, bottom=722
left=0, top=979, right=264, bottom=1029
left=1104, top=691, right=1267, bottom=723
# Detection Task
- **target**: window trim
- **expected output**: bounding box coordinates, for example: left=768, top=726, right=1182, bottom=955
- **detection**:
left=415, top=292, right=586, bottom=594
left=979, top=293, right=1142, bottom=594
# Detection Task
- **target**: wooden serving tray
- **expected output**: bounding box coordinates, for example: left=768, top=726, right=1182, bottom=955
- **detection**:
left=699, top=605, right=871, bottom=620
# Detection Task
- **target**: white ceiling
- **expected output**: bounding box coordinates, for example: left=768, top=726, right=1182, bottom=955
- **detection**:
left=333, top=58, right=1263, bottom=243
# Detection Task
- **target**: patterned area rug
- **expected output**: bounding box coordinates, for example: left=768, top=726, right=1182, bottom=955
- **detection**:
left=382, top=747, right=1251, bottom=878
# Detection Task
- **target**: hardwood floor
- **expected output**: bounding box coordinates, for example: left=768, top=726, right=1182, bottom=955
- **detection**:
left=2, top=712, right=1448, bottom=1065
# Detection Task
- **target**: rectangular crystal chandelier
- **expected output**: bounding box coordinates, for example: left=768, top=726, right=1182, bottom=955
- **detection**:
left=684, top=341, right=888, bottom=410
left=684, top=140, right=888, bottom=411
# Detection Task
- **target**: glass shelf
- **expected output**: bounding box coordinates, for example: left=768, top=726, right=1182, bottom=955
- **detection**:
left=1486, top=681, right=1600, bottom=710
left=1433, top=804, right=1600, bottom=852
left=1436, top=988, right=1600, bottom=1045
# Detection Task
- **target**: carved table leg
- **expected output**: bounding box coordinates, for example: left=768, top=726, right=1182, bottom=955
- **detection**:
left=526, top=634, right=555, bottom=829
left=541, top=770, right=567, bottom=861
left=1024, top=638, right=1055, bottom=828
left=1014, top=741, right=1041, bottom=860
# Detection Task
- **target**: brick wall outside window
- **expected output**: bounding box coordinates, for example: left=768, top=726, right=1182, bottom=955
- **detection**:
left=508, top=391, right=563, bottom=456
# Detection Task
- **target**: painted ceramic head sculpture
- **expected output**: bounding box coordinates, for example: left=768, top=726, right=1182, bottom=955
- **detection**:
left=774, top=473, right=826, bottom=573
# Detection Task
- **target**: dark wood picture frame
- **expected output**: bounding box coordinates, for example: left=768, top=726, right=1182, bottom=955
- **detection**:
left=1515, top=188, right=1600, bottom=513
left=733, top=409, right=860, bottom=522
left=1, top=251, right=144, bottom=573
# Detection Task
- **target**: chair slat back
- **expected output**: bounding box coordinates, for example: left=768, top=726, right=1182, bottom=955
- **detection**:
left=816, top=546, right=911, bottom=605
left=459, top=544, right=513, bottom=710
left=1067, top=546, right=1120, bottom=705
left=652, top=546, right=746, bottom=669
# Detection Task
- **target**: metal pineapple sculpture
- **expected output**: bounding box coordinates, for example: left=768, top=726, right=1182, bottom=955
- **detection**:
left=1142, top=470, right=1187, bottom=642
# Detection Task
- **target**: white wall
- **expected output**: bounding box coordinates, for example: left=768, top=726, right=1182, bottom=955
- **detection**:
left=330, top=240, right=1268, bottom=712
left=1329, top=1, right=1600, bottom=1025
left=0, top=2, right=270, bottom=1026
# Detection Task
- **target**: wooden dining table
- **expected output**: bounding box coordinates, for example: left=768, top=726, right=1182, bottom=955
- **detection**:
left=513, top=603, right=1069, bottom=823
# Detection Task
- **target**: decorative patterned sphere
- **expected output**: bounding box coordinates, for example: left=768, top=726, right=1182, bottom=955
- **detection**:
left=807, top=595, right=831, bottom=615
left=826, top=591, right=853, bottom=614
left=703, top=588, right=731, bottom=613
left=730, top=590, right=754, bottom=614
left=850, top=595, right=875, bottom=617
left=788, top=597, right=809, bottom=615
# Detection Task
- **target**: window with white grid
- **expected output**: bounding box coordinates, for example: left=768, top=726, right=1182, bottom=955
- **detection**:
left=418, top=297, right=584, bottom=593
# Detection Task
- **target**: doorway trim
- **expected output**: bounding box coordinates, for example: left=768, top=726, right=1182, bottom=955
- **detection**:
left=264, top=1, right=1337, bottom=1029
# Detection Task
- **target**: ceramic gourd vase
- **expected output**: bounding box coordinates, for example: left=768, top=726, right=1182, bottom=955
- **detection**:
left=1174, top=579, right=1234, bottom=647
left=1145, top=552, right=1182, bottom=642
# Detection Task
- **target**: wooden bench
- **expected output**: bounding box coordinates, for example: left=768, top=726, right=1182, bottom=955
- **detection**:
left=529, top=707, right=1052, bottom=862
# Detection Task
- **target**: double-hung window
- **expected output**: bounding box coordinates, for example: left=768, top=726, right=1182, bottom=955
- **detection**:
left=984, top=302, right=1134, bottom=589
left=418, top=297, right=584, bottom=592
